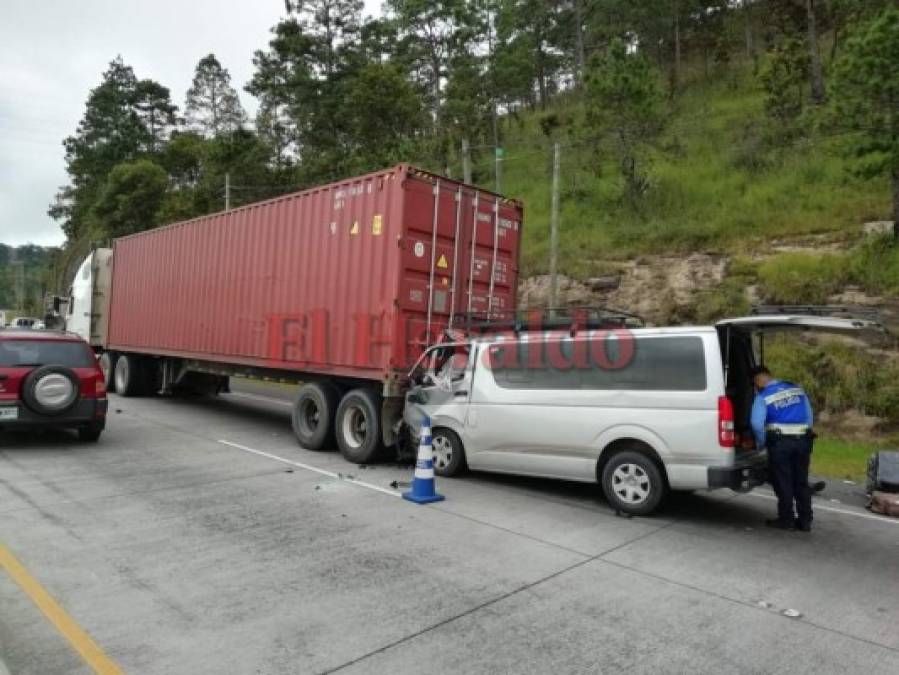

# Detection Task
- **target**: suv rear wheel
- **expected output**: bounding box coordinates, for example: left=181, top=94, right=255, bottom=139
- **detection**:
left=601, top=451, right=667, bottom=516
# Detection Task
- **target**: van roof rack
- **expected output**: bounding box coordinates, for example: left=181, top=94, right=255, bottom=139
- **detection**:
left=750, top=305, right=882, bottom=321
left=451, top=306, right=645, bottom=334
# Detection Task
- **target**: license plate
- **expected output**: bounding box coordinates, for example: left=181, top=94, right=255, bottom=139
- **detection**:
left=0, top=407, right=18, bottom=420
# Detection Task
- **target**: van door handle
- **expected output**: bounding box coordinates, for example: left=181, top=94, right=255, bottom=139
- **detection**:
left=454, top=390, right=468, bottom=397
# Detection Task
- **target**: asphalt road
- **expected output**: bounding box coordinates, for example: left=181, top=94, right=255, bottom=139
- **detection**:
left=1, top=378, right=898, bottom=674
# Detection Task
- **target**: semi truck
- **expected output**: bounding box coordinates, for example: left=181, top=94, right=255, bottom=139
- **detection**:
left=63, top=164, right=524, bottom=463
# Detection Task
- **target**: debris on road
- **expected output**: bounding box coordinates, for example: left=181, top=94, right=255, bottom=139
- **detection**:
left=782, top=609, right=803, bottom=619
left=868, top=491, right=899, bottom=517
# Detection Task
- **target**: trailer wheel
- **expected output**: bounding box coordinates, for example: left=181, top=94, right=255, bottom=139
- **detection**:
left=99, top=352, right=118, bottom=393
left=114, top=354, right=145, bottom=397
left=335, top=388, right=382, bottom=464
left=291, top=383, right=339, bottom=451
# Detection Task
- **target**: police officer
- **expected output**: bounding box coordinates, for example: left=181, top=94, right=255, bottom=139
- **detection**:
left=750, top=366, right=815, bottom=532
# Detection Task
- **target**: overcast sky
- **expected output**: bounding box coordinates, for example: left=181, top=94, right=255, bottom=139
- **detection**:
left=0, top=0, right=382, bottom=248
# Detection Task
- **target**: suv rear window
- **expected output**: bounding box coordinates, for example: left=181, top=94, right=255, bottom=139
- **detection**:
left=0, top=340, right=95, bottom=368
left=489, top=335, right=707, bottom=392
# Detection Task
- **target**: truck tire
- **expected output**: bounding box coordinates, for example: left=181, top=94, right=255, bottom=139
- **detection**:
left=335, top=388, right=383, bottom=464
left=601, top=450, right=667, bottom=516
left=114, top=354, right=145, bottom=397
left=432, top=428, right=467, bottom=477
left=99, top=352, right=118, bottom=393
left=291, top=382, right=339, bottom=451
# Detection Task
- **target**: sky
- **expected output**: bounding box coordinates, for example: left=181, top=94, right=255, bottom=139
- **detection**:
left=0, top=0, right=382, bottom=248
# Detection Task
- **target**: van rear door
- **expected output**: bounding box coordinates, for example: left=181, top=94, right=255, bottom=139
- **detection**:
left=716, top=312, right=884, bottom=337
left=715, top=309, right=886, bottom=450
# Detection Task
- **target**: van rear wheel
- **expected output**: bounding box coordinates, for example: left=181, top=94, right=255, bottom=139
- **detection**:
left=601, top=451, right=666, bottom=516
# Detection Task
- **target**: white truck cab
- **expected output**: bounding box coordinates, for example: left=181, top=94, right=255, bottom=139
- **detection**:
left=403, top=308, right=883, bottom=515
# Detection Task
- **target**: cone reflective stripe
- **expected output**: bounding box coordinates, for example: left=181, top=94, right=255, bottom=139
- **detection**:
left=403, top=416, right=445, bottom=504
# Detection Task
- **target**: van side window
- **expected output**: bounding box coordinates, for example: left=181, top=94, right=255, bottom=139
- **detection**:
left=490, top=336, right=707, bottom=391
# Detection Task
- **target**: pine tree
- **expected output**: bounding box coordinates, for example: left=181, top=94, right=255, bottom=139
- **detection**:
left=185, top=54, right=247, bottom=137
left=586, top=39, right=666, bottom=206
left=50, top=57, right=172, bottom=240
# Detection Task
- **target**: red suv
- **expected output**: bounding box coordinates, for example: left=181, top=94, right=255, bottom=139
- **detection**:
left=0, top=329, right=108, bottom=441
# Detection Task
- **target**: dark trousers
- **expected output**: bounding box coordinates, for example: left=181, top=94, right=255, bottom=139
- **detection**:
left=767, top=433, right=814, bottom=526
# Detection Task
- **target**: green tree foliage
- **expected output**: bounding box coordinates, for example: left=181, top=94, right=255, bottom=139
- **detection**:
left=185, top=54, right=247, bottom=137
left=343, top=63, right=428, bottom=171
left=830, top=7, right=899, bottom=236
left=92, top=159, right=169, bottom=238
left=0, top=245, right=55, bottom=313
left=134, top=80, right=178, bottom=153
left=387, top=0, right=482, bottom=116
left=585, top=39, right=666, bottom=205
left=760, top=36, right=809, bottom=123
left=42, top=0, right=897, bottom=284
left=50, top=58, right=168, bottom=240
left=248, top=2, right=365, bottom=182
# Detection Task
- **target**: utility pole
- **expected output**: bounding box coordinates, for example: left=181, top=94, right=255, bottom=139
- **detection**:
left=462, top=139, right=472, bottom=184
left=549, top=142, right=561, bottom=310
left=224, top=172, right=231, bottom=211
left=495, top=147, right=503, bottom=194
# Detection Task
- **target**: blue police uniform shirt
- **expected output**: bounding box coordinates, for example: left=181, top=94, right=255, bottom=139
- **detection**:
left=750, top=380, right=814, bottom=449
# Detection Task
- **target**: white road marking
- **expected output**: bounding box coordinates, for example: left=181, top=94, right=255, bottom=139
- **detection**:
left=227, top=391, right=293, bottom=408
left=217, top=440, right=402, bottom=498
left=745, top=491, right=898, bottom=526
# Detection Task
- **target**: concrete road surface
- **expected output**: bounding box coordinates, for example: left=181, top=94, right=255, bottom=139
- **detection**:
left=1, top=378, right=898, bottom=674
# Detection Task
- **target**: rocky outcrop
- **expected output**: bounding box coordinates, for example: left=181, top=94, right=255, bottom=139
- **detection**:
left=519, top=253, right=727, bottom=324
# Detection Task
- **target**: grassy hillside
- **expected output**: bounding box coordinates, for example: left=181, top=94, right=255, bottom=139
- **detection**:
left=464, top=66, right=891, bottom=278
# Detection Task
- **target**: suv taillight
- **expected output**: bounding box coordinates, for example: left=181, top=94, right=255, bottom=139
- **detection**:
left=718, top=396, right=735, bottom=447
left=95, top=373, right=107, bottom=397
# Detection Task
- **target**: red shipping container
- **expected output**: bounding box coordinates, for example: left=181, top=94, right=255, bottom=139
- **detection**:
left=107, top=164, right=523, bottom=393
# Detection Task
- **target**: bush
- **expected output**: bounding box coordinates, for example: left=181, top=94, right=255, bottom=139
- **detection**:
left=757, top=252, right=851, bottom=304
left=848, top=235, right=899, bottom=295
left=765, top=335, right=899, bottom=425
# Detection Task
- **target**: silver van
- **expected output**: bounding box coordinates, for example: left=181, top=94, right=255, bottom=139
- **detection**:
left=403, top=309, right=882, bottom=515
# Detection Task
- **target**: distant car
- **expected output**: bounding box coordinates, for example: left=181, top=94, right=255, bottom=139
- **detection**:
left=11, top=317, right=39, bottom=329
left=0, top=329, right=108, bottom=441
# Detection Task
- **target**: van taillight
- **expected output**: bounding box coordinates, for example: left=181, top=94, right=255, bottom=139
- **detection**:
left=95, top=375, right=107, bottom=397
left=718, top=396, right=735, bottom=447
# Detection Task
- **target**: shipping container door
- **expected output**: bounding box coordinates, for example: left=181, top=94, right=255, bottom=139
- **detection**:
left=397, top=174, right=522, bottom=371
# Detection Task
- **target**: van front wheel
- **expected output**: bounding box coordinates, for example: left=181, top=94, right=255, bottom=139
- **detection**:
left=601, top=451, right=666, bottom=516
left=431, top=428, right=467, bottom=477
